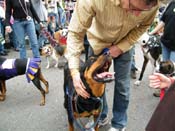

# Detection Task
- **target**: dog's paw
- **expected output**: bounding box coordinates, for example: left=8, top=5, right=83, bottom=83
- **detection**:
left=54, top=64, right=58, bottom=68
left=0, top=95, right=5, bottom=101
left=46, top=65, right=50, bottom=69
left=134, top=80, right=141, bottom=86
left=40, top=100, right=45, bottom=106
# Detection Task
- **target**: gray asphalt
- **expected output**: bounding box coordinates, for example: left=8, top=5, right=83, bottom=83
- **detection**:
left=0, top=44, right=160, bottom=131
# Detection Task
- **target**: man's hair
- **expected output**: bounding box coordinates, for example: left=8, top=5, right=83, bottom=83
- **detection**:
left=145, top=0, right=158, bottom=6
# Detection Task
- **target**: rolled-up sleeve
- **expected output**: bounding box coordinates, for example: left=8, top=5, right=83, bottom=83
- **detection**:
left=66, top=0, right=95, bottom=71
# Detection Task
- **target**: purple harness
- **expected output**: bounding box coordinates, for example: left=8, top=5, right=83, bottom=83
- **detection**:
left=0, top=58, right=41, bottom=82
left=0, top=68, right=17, bottom=80
left=0, top=60, right=17, bottom=80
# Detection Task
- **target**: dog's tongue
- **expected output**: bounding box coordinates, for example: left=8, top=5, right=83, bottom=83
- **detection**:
left=96, top=72, right=115, bottom=79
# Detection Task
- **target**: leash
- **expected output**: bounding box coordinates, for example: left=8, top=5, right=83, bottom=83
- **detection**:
left=74, top=95, right=103, bottom=131
left=66, top=84, right=104, bottom=131
left=40, top=28, right=57, bottom=47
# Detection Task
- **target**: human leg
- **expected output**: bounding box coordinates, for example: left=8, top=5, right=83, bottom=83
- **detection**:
left=130, top=47, right=137, bottom=79
left=161, top=43, right=170, bottom=61
left=11, top=26, right=19, bottom=51
left=13, top=20, right=26, bottom=58
left=169, top=51, right=175, bottom=62
left=111, top=49, right=132, bottom=129
left=25, top=20, right=40, bottom=58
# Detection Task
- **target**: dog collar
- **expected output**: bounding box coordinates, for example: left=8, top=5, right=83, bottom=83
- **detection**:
left=102, top=48, right=109, bottom=55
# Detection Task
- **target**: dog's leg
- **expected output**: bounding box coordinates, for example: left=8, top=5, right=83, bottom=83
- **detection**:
left=38, top=70, right=49, bottom=94
left=54, top=58, right=59, bottom=68
left=32, top=75, right=46, bottom=106
left=0, top=81, right=6, bottom=101
left=46, top=57, right=50, bottom=69
left=94, top=115, right=99, bottom=131
left=135, top=56, right=149, bottom=86
left=150, top=58, right=157, bottom=73
left=68, top=122, right=74, bottom=131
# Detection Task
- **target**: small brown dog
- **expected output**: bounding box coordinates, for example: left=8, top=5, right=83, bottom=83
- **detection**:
left=40, top=28, right=67, bottom=68
left=54, top=29, right=68, bottom=45
left=0, top=57, right=49, bottom=106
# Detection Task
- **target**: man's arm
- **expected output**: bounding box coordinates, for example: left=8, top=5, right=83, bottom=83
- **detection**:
left=66, top=0, right=96, bottom=74
left=65, top=0, right=95, bottom=98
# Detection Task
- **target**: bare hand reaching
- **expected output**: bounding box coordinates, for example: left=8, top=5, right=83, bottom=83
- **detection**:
left=149, top=73, right=171, bottom=89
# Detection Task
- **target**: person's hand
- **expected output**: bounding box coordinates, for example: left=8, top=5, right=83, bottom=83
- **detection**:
left=109, top=45, right=123, bottom=58
left=72, top=73, right=90, bottom=99
left=40, top=22, right=44, bottom=28
left=5, top=26, right=12, bottom=33
left=149, top=73, right=171, bottom=89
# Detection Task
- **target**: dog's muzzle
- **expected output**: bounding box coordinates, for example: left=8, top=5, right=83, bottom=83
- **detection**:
left=85, top=52, right=114, bottom=83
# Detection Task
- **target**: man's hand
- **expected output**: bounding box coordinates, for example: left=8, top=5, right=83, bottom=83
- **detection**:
left=109, top=45, right=123, bottom=58
left=72, top=74, right=90, bottom=99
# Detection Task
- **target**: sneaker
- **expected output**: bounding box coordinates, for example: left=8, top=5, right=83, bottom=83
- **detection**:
left=153, top=89, right=160, bottom=97
left=98, top=116, right=109, bottom=127
left=130, top=70, right=136, bottom=79
left=85, top=120, right=95, bottom=131
left=108, top=127, right=126, bottom=131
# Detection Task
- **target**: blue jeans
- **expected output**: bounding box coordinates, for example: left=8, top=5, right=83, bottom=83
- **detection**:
left=131, top=47, right=137, bottom=71
left=101, top=49, right=132, bottom=129
left=0, top=40, right=4, bottom=53
left=58, top=7, right=66, bottom=27
left=10, top=26, right=19, bottom=49
left=0, top=18, right=5, bottom=53
left=13, top=19, right=40, bottom=58
left=161, top=42, right=175, bottom=62
left=35, top=23, right=47, bottom=48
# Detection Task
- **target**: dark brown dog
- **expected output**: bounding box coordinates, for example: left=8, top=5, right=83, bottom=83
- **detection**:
left=63, top=50, right=114, bottom=131
left=158, top=60, right=175, bottom=75
left=0, top=57, right=49, bottom=106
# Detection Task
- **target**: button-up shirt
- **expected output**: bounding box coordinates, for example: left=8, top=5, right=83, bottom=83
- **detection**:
left=66, top=0, right=159, bottom=72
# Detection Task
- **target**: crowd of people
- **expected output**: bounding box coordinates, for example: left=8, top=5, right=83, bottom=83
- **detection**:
left=0, top=0, right=76, bottom=58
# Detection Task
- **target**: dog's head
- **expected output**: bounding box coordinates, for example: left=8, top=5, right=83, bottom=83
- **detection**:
left=81, top=50, right=114, bottom=97
left=41, top=45, right=53, bottom=57
left=138, top=32, right=150, bottom=46
left=157, top=60, right=175, bottom=75
left=61, top=29, right=68, bottom=37
left=138, top=32, right=160, bottom=46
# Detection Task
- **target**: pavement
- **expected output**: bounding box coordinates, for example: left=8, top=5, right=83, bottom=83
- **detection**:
left=0, top=44, right=160, bottom=131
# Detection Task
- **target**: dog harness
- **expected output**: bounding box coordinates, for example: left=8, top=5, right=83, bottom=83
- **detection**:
left=0, top=58, right=41, bottom=82
left=0, top=59, right=17, bottom=80
left=26, top=58, right=41, bottom=82
left=65, top=66, right=104, bottom=131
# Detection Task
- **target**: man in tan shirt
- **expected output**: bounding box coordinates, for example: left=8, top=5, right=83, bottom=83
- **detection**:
left=65, top=0, right=159, bottom=130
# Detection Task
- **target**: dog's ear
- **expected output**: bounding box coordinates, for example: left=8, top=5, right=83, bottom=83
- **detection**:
left=54, top=45, right=65, bottom=56
left=48, top=45, right=52, bottom=49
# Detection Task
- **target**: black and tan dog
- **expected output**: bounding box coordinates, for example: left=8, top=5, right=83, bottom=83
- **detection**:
left=63, top=49, right=114, bottom=131
left=0, top=57, right=49, bottom=106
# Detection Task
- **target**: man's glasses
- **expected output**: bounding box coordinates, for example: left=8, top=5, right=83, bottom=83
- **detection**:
left=128, top=0, right=151, bottom=11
